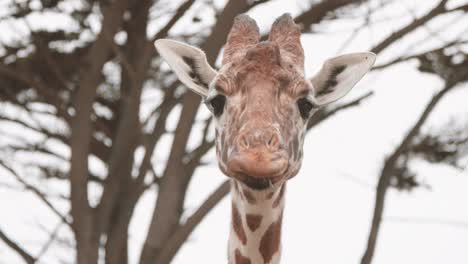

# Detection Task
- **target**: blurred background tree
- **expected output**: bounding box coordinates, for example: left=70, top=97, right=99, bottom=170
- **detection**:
left=0, top=0, right=467, bottom=263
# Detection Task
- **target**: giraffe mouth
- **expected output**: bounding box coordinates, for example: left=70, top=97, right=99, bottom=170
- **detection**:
left=231, top=161, right=289, bottom=190
left=237, top=174, right=282, bottom=190
left=228, top=150, right=288, bottom=173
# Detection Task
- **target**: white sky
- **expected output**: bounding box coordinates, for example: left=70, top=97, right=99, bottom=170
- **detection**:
left=1, top=0, right=468, bottom=263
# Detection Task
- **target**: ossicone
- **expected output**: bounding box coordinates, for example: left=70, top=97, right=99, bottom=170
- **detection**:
left=222, top=14, right=260, bottom=65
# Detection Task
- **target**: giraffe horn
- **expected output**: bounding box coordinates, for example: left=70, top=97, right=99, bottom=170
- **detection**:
left=222, top=14, right=260, bottom=65
left=269, top=13, right=304, bottom=72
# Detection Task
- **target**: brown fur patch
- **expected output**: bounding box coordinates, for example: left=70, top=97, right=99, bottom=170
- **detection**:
left=232, top=204, right=247, bottom=245
left=259, top=213, right=283, bottom=263
left=246, top=214, right=262, bottom=232
left=235, top=249, right=251, bottom=264
left=242, top=188, right=256, bottom=204
left=266, top=191, right=275, bottom=200
left=272, top=185, right=285, bottom=208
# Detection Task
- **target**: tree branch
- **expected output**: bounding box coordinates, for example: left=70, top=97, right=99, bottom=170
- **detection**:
left=36, top=220, right=66, bottom=261
left=150, top=0, right=197, bottom=43
left=155, top=180, right=230, bottom=263
left=0, top=161, right=71, bottom=227
left=373, top=39, right=468, bottom=70
left=307, top=91, right=374, bottom=129
left=371, top=0, right=449, bottom=54
left=68, top=0, right=132, bottom=263
left=295, top=0, right=357, bottom=30
left=0, top=228, right=35, bottom=264
left=360, top=81, right=458, bottom=264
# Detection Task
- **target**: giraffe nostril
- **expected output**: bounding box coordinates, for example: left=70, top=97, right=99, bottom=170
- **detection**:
left=243, top=138, right=249, bottom=148
left=238, top=129, right=282, bottom=151
left=238, top=135, right=250, bottom=149
left=267, top=133, right=280, bottom=150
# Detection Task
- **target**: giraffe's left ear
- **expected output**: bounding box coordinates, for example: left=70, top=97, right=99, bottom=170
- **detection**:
left=155, top=39, right=217, bottom=97
left=310, top=52, right=376, bottom=105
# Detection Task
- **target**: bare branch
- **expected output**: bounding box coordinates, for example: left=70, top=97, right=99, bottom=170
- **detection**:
left=360, top=81, right=459, bottom=264
left=307, top=91, right=374, bottom=129
left=0, top=228, right=35, bottom=264
left=105, top=35, right=136, bottom=80
left=295, top=0, right=358, bottom=31
left=150, top=0, right=197, bottom=42
left=136, top=82, right=179, bottom=185
left=155, top=180, right=230, bottom=263
left=36, top=221, right=67, bottom=260
left=373, top=39, right=468, bottom=70
left=0, top=161, right=72, bottom=226
left=371, top=0, right=449, bottom=54
left=68, top=0, right=133, bottom=262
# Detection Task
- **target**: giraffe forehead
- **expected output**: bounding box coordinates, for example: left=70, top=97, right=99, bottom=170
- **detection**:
left=244, top=41, right=281, bottom=65
left=215, top=44, right=306, bottom=96
left=225, top=67, right=308, bottom=98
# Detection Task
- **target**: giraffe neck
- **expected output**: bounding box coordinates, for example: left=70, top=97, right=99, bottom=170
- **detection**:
left=228, top=179, right=285, bottom=264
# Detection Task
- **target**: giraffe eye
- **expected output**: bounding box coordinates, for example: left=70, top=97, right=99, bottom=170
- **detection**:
left=206, top=94, right=226, bottom=116
left=297, top=98, right=315, bottom=119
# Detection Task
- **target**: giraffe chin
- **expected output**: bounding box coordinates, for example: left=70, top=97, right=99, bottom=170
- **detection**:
left=226, top=151, right=289, bottom=190
left=233, top=165, right=288, bottom=190
left=237, top=174, right=282, bottom=190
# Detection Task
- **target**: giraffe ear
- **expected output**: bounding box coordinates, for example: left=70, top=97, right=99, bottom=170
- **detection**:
left=155, top=39, right=217, bottom=97
left=310, top=52, right=376, bottom=105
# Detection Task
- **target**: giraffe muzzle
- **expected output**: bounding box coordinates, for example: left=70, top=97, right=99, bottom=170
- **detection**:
left=227, top=149, right=288, bottom=181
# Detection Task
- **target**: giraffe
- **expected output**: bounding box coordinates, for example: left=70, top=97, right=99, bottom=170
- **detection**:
left=155, top=13, right=375, bottom=264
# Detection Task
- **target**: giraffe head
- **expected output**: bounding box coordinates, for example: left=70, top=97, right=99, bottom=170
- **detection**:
left=155, top=14, right=375, bottom=190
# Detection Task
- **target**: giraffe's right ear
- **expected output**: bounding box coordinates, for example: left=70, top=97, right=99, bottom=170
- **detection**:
left=155, top=39, right=217, bottom=97
left=310, top=52, right=376, bottom=105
